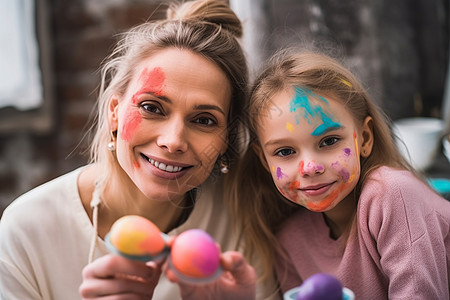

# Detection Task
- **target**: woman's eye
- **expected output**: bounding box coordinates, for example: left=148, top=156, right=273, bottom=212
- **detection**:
left=193, top=116, right=217, bottom=127
left=141, top=103, right=162, bottom=114
left=320, top=137, right=339, bottom=147
left=275, top=148, right=295, bottom=157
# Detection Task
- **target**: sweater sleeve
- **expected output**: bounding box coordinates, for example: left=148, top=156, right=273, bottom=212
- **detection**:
left=360, top=168, right=450, bottom=299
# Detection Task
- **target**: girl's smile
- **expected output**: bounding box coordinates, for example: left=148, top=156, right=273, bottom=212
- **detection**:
left=257, top=87, right=367, bottom=213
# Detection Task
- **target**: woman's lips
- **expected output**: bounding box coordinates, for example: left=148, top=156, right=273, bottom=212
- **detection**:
left=140, top=154, right=193, bottom=179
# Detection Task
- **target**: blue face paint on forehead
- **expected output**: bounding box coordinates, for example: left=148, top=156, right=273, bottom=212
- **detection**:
left=289, top=87, right=341, bottom=136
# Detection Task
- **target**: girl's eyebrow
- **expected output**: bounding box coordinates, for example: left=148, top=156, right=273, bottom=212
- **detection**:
left=312, top=123, right=343, bottom=136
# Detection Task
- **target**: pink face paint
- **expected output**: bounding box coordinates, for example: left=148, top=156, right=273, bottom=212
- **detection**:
left=122, top=110, right=141, bottom=141
left=138, top=67, right=165, bottom=96
left=122, top=67, right=166, bottom=141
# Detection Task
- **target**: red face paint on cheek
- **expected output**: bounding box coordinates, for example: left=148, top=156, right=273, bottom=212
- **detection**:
left=289, top=180, right=300, bottom=190
left=122, top=110, right=141, bottom=141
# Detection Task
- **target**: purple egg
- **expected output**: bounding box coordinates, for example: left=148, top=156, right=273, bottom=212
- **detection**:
left=297, top=273, right=343, bottom=300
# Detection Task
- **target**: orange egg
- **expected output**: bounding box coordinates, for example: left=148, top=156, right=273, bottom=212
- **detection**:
left=109, top=215, right=165, bottom=256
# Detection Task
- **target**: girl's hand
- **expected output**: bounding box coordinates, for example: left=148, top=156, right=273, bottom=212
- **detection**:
left=166, top=251, right=256, bottom=300
left=79, top=254, right=162, bottom=299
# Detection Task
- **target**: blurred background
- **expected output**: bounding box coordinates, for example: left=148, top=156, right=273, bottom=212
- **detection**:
left=1, top=0, right=449, bottom=215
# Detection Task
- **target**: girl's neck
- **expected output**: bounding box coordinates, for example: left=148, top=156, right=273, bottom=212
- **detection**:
left=79, top=164, right=188, bottom=238
left=322, top=194, right=357, bottom=240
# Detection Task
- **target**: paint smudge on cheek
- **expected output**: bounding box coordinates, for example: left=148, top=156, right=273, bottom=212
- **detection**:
left=133, top=161, right=140, bottom=169
left=339, top=168, right=350, bottom=182
left=343, top=148, right=351, bottom=156
left=288, top=180, right=300, bottom=190
left=331, top=161, right=350, bottom=182
left=121, top=110, right=142, bottom=142
left=276, top=167, right=288, bottom=180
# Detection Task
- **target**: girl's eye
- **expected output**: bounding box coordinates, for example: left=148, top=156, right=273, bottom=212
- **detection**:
left=320, top=136, right=339, bottom=147
left=275, top=148, right=295, bottom=157
left=193, top=116, right=217, bottom=127
left=141, top=102, right=163, bottom=115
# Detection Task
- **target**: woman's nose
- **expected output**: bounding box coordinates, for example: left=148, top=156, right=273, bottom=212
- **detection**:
left=156, top=117, right=188, bottom=153
left=299, top=160, right=324, bottom=176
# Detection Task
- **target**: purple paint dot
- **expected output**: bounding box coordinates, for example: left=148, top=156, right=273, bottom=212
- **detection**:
left=343, top=148, right=351, bottom=156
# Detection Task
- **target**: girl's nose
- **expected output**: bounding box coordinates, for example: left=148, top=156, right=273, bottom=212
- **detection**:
left=156, top=117, right=188, bottom=153
left=299, top=160, right=324, bottom=176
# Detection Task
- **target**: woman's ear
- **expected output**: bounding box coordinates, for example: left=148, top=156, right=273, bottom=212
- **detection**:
left=360, top=116, right=374, bottom=158
left=252, top=142, right=270, bottom=172
left=108, top=96, right=120, bottom=132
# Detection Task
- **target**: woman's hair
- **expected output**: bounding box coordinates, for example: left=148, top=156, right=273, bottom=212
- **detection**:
left=226, top=48, right=420, bottom=285
left=88, top=0, right=248, bottom=193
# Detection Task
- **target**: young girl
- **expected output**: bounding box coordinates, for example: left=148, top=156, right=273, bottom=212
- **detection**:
left=227, top=49, right=450, bottom=299
left=0, top=1, right=258, bottom=299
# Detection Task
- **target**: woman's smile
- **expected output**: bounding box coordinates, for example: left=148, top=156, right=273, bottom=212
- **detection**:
left=139, top=153, right=194, bottom=180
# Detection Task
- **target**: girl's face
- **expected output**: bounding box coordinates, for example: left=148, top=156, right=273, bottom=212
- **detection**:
left=257, top=87, right=371, bottom=212
left=109, top=48, right=231, bottom=202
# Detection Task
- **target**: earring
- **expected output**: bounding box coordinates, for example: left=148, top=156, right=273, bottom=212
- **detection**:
left=107, top=131, right=116, bottom=152
left=219, top=155, right=229, bottom=174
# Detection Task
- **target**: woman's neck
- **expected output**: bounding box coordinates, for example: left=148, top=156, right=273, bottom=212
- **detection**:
left=79, top=164, right=188, bottom=238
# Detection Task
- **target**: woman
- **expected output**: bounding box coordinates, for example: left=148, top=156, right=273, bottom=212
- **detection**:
left=0, top=1, right=256, bottom=299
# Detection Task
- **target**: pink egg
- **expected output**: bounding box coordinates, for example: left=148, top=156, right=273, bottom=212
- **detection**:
left=170, top=229, right=220, bottom=278
left=109, top=215, right=166, bottom=257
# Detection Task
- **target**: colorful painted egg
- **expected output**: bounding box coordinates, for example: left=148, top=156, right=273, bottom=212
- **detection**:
left=170, top=229, right=221, bottom=280
left=296, top=273, right=343, bottom=300
left=107, top=215, right=167, bottom=260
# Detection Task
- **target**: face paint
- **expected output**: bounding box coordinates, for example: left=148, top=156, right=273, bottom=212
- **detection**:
left=122, top=110, right=141, bottom=142
left=122, top=68, right=166, bottom=142
left=276, top=167, right=288, bottom=180
left=286, top=122, right=294, bottom=133
left=138, top=67, right=165, bottom=96
left=289, top=87, right=341, bottom=136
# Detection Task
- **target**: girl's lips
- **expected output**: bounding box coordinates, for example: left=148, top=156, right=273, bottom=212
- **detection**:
left=300, top=182, right=335, bottom=196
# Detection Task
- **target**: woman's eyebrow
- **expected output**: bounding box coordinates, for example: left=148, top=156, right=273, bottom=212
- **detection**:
left=193, top=104, right=225, bottom=116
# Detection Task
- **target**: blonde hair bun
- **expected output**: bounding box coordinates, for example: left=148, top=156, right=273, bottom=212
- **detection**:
left=167, top=0, right=242, bottom=38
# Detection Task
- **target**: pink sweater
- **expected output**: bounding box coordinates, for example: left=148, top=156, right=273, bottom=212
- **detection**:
left=276, top=166, right=450, bottom=299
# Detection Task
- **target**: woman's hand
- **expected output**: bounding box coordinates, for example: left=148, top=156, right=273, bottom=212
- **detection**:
left=79, top=254, right=162, bottom=299
left=166, top=251, right=256, bottom=300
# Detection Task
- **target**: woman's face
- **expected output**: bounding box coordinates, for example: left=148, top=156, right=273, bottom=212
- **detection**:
left=109, top=48, right=231, bottom=202
left=257, top=87, right=371, bottom=212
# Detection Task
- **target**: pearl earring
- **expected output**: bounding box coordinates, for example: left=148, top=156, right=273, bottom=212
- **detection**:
left=108, top=131, right=116, bottom=152
left=219, top=155, right=229, bottom=174
left=107, top=142, right=115, bottom=151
